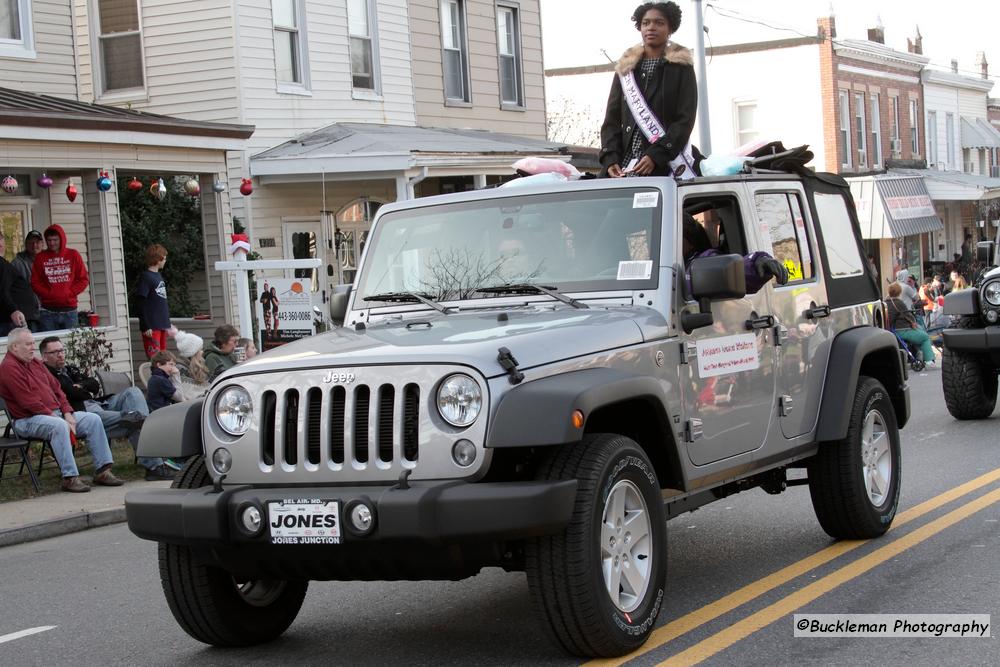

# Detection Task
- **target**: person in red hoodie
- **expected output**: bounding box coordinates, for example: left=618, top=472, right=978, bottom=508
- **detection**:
left=31, top=224, right=89, bottom=331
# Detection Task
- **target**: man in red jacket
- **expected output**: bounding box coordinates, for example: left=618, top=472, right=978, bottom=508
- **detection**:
left=0, top=327, right=122, bottom=492
left=31, top=224, right=89, bottom=332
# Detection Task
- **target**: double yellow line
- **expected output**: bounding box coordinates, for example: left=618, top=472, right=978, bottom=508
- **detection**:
left=587, top=467, right=1000, bottom=667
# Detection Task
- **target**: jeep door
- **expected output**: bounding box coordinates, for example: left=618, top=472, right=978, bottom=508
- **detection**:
left=749, top=185, right=829, bottom=439
left=679, top=186, right=776, bottom=466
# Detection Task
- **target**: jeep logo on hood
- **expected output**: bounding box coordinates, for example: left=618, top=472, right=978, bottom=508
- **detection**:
left=323, top=371, right=356, bottom=384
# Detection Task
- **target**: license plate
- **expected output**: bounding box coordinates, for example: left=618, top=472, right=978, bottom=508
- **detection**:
left=267, top=499, right=341, bottom=545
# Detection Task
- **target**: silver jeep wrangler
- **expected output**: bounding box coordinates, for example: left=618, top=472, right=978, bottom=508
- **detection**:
left=127, top=168, right=910, bottom=658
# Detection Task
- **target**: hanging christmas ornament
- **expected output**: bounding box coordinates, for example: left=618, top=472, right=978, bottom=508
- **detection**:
left=127, top=176, right=143, bottom=192
left=212, top=180, right=226, bottom=193
left=239, top=177, right=254, bottom=196
left=150, top=177, right=167, bottom=201
left=36, top=173, right=54, bottom=189
left=96, top=170, right=113, bottom=192
left=183, top=178, right=201, bottom=197
left=66, top=179, right=78, bottom=203
left=2, top=175, right=19, bottom=194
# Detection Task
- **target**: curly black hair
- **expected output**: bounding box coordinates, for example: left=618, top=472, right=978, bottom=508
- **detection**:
left=632, top=2, right=682, bottom=33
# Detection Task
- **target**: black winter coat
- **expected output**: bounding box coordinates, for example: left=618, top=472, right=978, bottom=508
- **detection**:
left=599, top=42, right=697, bottom=177
left=0, top=256, right=39, bottom=325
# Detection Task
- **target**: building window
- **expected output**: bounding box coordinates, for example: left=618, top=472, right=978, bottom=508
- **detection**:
left=734, top=101, right=758, bottom=146
left=927, top=110, right=937, bottom=167
left=909, top=98, right=919, bottom=155
left=272, top=0, right=309, bottom=90
left=440, top=0, right=470, bottom=102
left=870, top=93, right=881, bottom=168
left=854, top=92, right=867, bottom=168
left=94, top=0, right=144, bottom=94
left=0, top=0, right=34, bottom=58
left=496, top=3, right=523, bottom=107
left=348, top=0, right=377, bottom=91
left=945, top=113, right=955, bottom=170
left=839, top=90, right=852, bottom=168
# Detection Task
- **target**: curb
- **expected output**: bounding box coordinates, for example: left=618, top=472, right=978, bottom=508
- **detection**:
left=0, top=508, right=127, bottom=549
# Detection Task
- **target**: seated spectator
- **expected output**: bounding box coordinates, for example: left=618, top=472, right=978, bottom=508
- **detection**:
left=173, top=329, right=211, bottom=400
left=682, top=214, right=788, bottom=294
left=237, top=337, right=258, bottom=361
left=1, top=230, right=40, bottom=336
left=204, top=324, right=240, bottom=380
left=31, top=224, right=89, bottom=332
left=39, top=335, right=175, bottom=481
left=886, top=283, right=937, bottom=369
left=147, top=350, right=184, bottom=411
left=0, top=327, right=122, bottom=492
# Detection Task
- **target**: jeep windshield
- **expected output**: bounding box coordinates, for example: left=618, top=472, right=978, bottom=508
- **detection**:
left=356, top=187, right=662, bottom=306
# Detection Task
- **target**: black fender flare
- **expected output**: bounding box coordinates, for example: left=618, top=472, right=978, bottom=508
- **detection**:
left=943, top=289, right=978, bottom=316
left=136, top=399, right=204, bottom=459
left=485, top=368, right=670, bottom=448
left=815, top=327, right=910, bottom=441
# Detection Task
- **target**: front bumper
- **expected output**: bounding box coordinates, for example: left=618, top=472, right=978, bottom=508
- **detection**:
left=942, top=325, right=1000, bottom=364
left=125, top=479, right=578, bottom=548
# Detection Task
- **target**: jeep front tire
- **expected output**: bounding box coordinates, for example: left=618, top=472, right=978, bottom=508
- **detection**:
left=808, top=377, right=901, bottom=539
left=942, top=318, right=997, bottom=419
left=158, top=456, right=309, bottom=646
left=526, top=433, right=666, bottom=657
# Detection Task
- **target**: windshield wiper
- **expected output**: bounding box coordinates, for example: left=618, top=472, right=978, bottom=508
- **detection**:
left=476, top=283, right=588, bottom=309
left=362, top=291, right=452, bottom=314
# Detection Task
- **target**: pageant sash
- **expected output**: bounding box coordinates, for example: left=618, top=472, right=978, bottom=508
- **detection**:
left=619, top=70, right=696, bottom=180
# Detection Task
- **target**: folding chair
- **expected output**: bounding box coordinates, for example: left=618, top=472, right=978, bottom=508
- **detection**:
left=96, top=369, right=133, bottom=397
left=137, top=362, right=152, bottom=392
left=0, top=397, right=43, bottom=492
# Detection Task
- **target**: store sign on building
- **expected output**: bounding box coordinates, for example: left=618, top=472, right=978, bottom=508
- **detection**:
left=884, top=195, right=935, bottom=219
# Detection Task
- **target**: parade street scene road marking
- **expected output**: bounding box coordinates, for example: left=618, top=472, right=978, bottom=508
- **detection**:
left=587, top=466, right=1000, bottom=667
left=0, top=627, right=56, bottom=645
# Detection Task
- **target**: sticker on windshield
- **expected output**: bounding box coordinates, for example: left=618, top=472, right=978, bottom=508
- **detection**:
left=617, top=260, right=653, bottom=280
left=633, top=192, right=659, bottom=208
left=696, top=334, right=760, bottom=378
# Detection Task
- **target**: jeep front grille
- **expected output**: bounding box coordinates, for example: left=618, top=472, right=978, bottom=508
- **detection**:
left=260, top=383, right=420, bottom=469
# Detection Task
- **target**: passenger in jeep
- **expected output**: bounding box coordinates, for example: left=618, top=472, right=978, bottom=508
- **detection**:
left=682, top=214, right=788, bottom=293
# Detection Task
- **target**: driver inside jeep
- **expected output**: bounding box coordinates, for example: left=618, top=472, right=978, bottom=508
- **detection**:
left=683, top=214, right=789, bottom=294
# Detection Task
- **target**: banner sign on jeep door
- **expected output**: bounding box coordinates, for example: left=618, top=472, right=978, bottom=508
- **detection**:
left=696, top=334, right=760, bottom=378
left=256, top=278, right=316, bottom=352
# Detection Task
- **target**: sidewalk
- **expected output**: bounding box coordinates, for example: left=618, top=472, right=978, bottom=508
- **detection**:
left=0, top=479, right=172, bottom=548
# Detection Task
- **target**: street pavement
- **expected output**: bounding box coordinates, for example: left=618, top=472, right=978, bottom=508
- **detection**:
left=0, top=369, right=997, bottom=665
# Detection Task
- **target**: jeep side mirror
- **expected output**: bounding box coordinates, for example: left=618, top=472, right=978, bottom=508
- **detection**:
left=329, top=284, right=352, bottom=327
left=976, top=241, right=995, bottom=266
left=682, top=254, right=747, bottom=333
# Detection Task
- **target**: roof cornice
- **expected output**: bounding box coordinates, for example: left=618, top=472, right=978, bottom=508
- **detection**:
left=922, top=69, right=994, bottom=93
left=834, top=39, right=928, bottom=72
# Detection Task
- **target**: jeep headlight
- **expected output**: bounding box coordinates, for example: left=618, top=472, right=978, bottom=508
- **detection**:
left=436, top=374, right=482, bottom=428
left=215, top=386, right=253, bottom=436
left=984, top=281, right=1000, bottom=307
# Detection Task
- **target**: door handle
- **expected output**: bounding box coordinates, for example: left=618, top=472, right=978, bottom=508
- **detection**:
left=804, top=304, right=831, bottom=320
left=745, top=314, right=775, bottom=330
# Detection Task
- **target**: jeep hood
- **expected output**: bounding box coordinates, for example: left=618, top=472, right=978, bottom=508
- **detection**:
left=226, top=307, right=647, bottom=379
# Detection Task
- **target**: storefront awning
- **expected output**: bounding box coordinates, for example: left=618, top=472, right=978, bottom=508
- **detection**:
left=848, top=175, right=944, bottom=239
left=890, top=167, right=1000, bottom=201
left=960, top=116, right=1000, bottom=149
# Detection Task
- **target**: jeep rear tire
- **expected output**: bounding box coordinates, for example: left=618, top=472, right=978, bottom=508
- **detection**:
left=525, top=433, right=666, bottom=657
left=942, top=318, right=997, bottom=420
left=808, top=377, right=901, bottom=539
left=158, top=456, right=308, bottom=647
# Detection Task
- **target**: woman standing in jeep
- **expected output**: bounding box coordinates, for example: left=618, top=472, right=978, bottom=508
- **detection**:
left=599, top=1, right=697, bottom=178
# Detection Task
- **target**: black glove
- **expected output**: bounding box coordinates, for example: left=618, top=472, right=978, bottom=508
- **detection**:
left=755, top=255, right=789, bottom=285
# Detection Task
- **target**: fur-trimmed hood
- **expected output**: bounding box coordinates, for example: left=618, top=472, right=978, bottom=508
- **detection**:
left=614, top=42, right=692, bottom=75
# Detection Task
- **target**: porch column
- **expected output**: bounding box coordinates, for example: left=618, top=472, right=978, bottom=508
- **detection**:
left=200, top=174, right=235, bottom=326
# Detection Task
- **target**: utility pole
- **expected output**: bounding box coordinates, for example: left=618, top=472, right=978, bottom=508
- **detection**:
left=693, top=0, right=711, bottom=155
